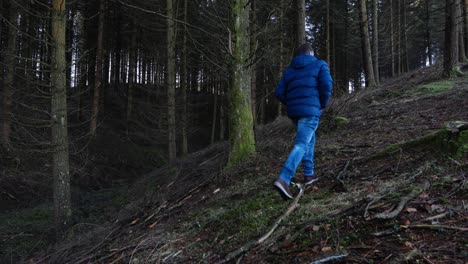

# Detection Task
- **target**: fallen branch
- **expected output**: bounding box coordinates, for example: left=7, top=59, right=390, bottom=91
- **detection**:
left=219, top=183, right=304, bottom=263
left=419, top=212, right=448, bottom=223
left=310, top=253, right=348, bottom=264
left=374, top=181, right=429, bottom=219
left=270, top=199, right=367, bottom=253
left=406, top=224, right=468, bottom=232
left=372, top=229, right=395, bottom=237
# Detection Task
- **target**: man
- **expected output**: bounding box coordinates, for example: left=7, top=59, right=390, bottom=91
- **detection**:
left=274, top=43, right=333, bottom=199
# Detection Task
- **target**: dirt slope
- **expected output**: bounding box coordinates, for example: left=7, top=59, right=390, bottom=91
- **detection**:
left=36, top=66, right=468, bottom=263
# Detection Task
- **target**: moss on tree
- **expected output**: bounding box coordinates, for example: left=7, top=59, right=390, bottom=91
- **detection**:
left=227, top=0, right=256, bottom=167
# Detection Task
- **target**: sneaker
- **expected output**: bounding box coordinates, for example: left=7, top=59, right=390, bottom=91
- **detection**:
left=274, top=178, right=293, bottom=200
left=304, top=175, right=318, bottom=186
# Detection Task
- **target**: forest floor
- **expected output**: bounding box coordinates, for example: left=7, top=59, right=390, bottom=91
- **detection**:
left=4, top=65, right=468, bottom=263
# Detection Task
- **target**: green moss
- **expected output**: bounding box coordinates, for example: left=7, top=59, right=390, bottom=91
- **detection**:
left=194, top=189, right=286, bottom=246
left=412, top=80, right=454, bottom=96
left=372, top=122, right=468, bottom=159
left=453, top=130, right=468, bottom=158
left=0, top=206, right=53, bottom=260
left=333, top=116, right=349, bottom=128
left=449, top=67, right=464, bottom=77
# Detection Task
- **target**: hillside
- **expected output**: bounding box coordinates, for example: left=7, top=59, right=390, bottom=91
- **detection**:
left=20, top=67, right=468, bottom=263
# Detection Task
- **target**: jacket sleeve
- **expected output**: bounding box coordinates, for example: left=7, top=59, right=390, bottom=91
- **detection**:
left=275, top=75, right=287, bottom=105
left=318, top=61, right=333, bottom=110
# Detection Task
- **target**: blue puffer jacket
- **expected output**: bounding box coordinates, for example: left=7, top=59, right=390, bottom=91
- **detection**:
left=275, top=54, right=333, bottom=119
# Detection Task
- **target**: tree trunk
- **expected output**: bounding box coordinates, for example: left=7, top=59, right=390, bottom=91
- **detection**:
left=1, top=1, right=18, bottom=148
left=228, top=0, right=255, bottom=166
left=403, top=0, right=409, bottom=72
left=458, top=0, right=467, bottom=61
left=66, top=10, right=74, bottom=91
left=76, top=10, right=86, bottom=121
left=114, top=9, right=122, bottom=91
left=219, top=94, right=225, bottom=141
left=465, top=0, right=468, bottom=55
left=359, top=0, right=376, bottom=88
left=126, top=22, right=137, bottom=122
left=167, top=0, right=177, bottom=161
left=250, top=0, right=257, bottom=124
left=50, top=0, right=71, bottom=239
left=426, top=0, right=433, bottom=66
left=372, top=0, right=379, bottom=84
left=180, top=0, right=188, bottom=156
left=444, top=0, right=459, bottom=76
left=397, top=0, right=401, bottom=74
left=326, top=0, right=331, bottom=64
left=296, top=0, right=306, bottom=46
left=278, top=0, right=284, bottom=117
left=390, top=0, right=395, bottom=76
left=211, top=85, right=218, bottom=145
left=90, top=0, right=105, bottom=137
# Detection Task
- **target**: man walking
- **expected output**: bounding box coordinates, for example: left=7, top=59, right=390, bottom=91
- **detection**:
left=274, top=44, right=333, bottom=199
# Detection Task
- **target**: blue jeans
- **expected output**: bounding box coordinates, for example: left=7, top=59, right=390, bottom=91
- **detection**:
left=279, top=117, right=320, bottom=185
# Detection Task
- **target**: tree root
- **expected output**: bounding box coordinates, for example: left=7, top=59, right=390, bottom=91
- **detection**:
left=369, top=121, right=468, bottom=160
left=219, top=183, right=304, bottom=263
left=374, top=181, right=430, bottom=219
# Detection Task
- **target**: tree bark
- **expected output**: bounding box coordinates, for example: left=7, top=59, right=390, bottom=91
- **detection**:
left=211, top=84, right=218, bottom=145
left=444, top=0, right=459, bottom=76
left=180, top=0, right=188, bottom=156
left=465, top=0, right=468, bottom=55
left=426, top=0, right=433, bottom=66
left=50, top=0, right=71, bottom=239
left=167, top=0, right=177, bottom=161
left=250, top=0, right=257, bottom=125
left=126, top=22, right=137, bottom=122
left=1, top=1, right=18, bottom=148
left=113, top=9, right=122, bottom=91
left=278, top=0, right=284, bottom=117
left=90, top=0, right=105, bottom=137
left=390, top=0, right=395, bottom=76
left=296, top=0, right=306, bottom=46
left=372, top=0, right=379, bottom=84
left=228, top=0, right=255, bottom=166
left=326, top=0, right=331, bottom=64
left=359, top=0, right=376, bottom=88
left=76, top=10, right=86, bottom=121
left=458, top=0, right=467, bottom=61
left=403, top=0, right=409, bottom=72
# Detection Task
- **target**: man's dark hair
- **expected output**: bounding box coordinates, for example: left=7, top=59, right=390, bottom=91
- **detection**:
left=294, top=43, right=313, bottom=56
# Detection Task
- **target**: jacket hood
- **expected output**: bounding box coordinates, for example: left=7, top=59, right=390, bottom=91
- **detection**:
left=290, top=54, right=317, bottom=69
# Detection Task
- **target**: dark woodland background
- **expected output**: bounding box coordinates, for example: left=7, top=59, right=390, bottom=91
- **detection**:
left=0, top=0, right=466, bottom=261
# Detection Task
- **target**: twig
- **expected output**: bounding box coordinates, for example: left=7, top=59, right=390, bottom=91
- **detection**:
left=75, top=227, right=120, bottom=264
left=310, top=252, right=348, bottom=264
left=374, top=181, right=429, bottom=219
left=364, top=195, right=386, bottom=218
left=219, top=183, right=304, bottom=263
left=372, top=229, right=395, bottom=237
left=406, top=224, right=468, bottom=232
left=419, top=212, right=448, bottom=223
left=336, top=160, right=351, bottom=183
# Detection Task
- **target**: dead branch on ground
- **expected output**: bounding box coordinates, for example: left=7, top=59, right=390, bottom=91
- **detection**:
left=374, top=181, right=429, bottom=219
left=219, top=183, right=304, bottom=263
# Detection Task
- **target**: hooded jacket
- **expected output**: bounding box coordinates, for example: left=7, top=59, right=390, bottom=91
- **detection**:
left=275, top=54, right=333, bottom=119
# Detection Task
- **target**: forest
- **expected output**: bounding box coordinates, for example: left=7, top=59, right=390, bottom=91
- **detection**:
left=0, top=0, right=467, bottom=263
